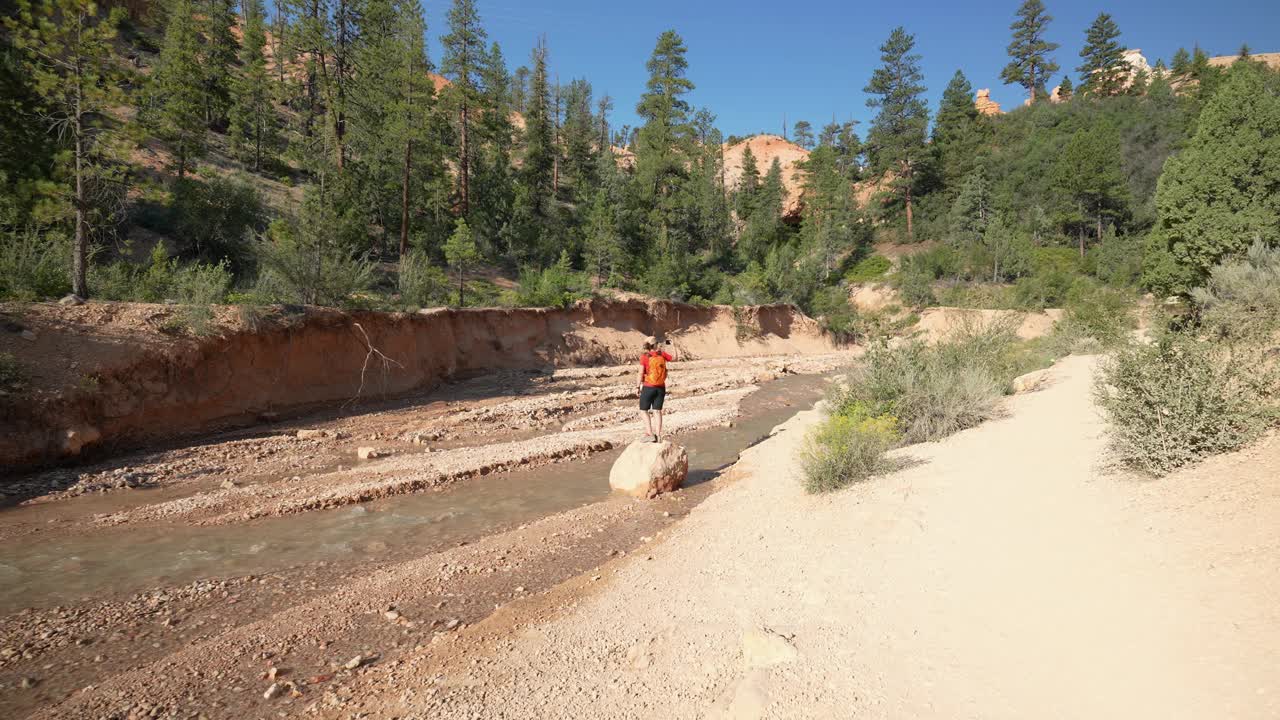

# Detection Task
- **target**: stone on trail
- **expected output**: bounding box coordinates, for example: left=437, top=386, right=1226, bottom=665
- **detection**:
left=356, top=447, right=383, bottom=460
left=1012, top=368, right=1053, bottom=394
left=609, top=441, right=688, bottom=499
left=59, top=294, right=85, bottom=306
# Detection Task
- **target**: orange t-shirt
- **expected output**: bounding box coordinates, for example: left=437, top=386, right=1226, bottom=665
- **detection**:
left=640, top=351, right=672, bottom=388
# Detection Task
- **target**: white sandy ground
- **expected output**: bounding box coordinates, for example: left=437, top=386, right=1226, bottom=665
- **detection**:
left=353, top=354, right=1280, bottom=719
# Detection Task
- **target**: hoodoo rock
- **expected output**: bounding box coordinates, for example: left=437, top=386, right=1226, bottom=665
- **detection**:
left=974, top=89, right=1001, bottom=116
left=609, top=441, right=688, bottom=499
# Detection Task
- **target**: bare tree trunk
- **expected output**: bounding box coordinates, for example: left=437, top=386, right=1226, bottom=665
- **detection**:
left=72, top=64, right=88, bottom=298
left=400, top=139, right=412, bottom=257
left=904, top=185, right=914, bottom=242
left=552, top=79, right=561, bottom=194
left=900, top=158, right=915, bottom=242
left=272, top=0, right=286, bottom=87
left=459, top=102, right=470, bottom=215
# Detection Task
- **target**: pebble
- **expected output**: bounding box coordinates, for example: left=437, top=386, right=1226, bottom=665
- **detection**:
left=343, top=655, right=364, bottom=670
left=20, top=677, right=36, bottom=689
left=384, top=611, right=400, bottom=622
left=263, top=682, right=282, bottom=700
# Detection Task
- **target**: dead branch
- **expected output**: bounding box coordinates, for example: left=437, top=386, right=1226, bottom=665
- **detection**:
left=346, top=322, right=404, bottom=408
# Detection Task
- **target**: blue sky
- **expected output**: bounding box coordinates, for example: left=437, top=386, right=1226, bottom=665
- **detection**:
left=422, top=0, right=1279, bottom=138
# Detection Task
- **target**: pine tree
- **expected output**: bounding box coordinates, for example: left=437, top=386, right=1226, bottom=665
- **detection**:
left=389, top=0, right=439, bottom=257
left=200, top=0, right=239, bottom=128
left=444, top=217, right=479, bottom=305
left=949, top=164, right=992, bottom=249
left=1000, top=0, right=1060, bottom=103
left=932, top=69, right=983, bottom=188
left=326, top=0, right=361, bottom=171
left=738, top=157, right=785, bottom=265
left=1057, top=74, right=1073, bottom=100
left=1127, top=66, right=1149, bottom=96
left=596, top=94, right=614, bottom=150
left=791, top=120, right=815, bottom=149
left=797, top=144, right=863, bottom=280
left=819, top=121, right=862, bottom=180
left=563, top=78, right=598, bottom=197
left=583, top=189, right=621, bottom=282
left=1170, top=47, right=1191, bottom=78
left=864, top=26, right=929, bottom=240
left=734, top=144, right=760, bottom=219
left=229, top=0, right=278, bottom=172
left=471, top=40, right=518, bottom=254
left=440, top=0, right=487, bottom=216
left=1052, top=126, right=1129, bottom=256
left=634, top=30, right=695, bottom=254
left=151, top=0, right=208, bottom=178
left=521, top=40, right=555, bottom=222
left=689, top=109, right=732, bottom=262
left=1152, top=63, right=1280, bottom=284
left=6, top=0, right=127, bottom=297
left=1077, top=12, right=1126, bottom=97
left=512, top=65, right=529, bottom=113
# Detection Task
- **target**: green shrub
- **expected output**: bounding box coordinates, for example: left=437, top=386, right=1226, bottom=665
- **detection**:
left=935, top=283, right=1019, bottom=310
left=802, top=409, right=900, bottom=493
left=515, top=252, right=591, bottom=308
left=0, top=229, right=71, bottom=300
left=1012, top=270, right=1074, bottom=309
left=1060, top=281, right=1134, bottom=347
left=893, top=267, right=936, bottom=308
left=1090, top=230, right=1144, bottom=287
left=461, top=278, right=502, bottom=308
left=850, top=342, right=1005, bottom=443
left=90, top=243, right=177, bottom=302
left=254, top=217, right=376, bottom=307
left=803, top=317, right=1046, bottom=493
left=809, top=286, right=861, bottom=343
left=398, top=250, right=448, bottom=309
left=838, top=321, right=1035, bottom=443
left=1095, top=334, right=1278, bottom=476
left=904, top=245, right=962, bottom=280
left=1190, top=240, right=1280, bottom=342
left=173, top=176, right=263, bottom=266
left=0, top=352, right=25, bottom=390
left=845, top=254, right=891, bottom=283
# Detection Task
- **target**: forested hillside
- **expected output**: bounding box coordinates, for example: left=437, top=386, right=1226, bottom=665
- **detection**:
left=1, top=0, right=1278, bottom=333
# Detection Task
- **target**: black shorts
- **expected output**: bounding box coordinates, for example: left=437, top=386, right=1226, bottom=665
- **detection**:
left=639, top=385, right=666, bottom=411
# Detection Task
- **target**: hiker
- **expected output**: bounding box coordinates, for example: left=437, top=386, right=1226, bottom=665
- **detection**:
left=638, top=336, right=676, bottom=442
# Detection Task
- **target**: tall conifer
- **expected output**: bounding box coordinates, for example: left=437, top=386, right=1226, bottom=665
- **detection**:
left=1000, top=0, right=1060, bottom=102
left=864, top=26, right=928, bottom=240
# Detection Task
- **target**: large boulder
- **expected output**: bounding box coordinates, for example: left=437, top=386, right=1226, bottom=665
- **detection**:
left=609, top=441, right=688, bottom=499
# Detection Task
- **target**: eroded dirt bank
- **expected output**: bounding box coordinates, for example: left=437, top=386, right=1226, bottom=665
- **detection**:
left=0, top=298, right=833, bottom=469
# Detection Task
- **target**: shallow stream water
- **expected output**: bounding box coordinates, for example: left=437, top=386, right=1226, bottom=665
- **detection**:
left=0, top=372, right=836, bottom=612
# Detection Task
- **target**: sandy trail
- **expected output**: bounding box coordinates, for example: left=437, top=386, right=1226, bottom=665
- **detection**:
left=344, top=354, right=1280, bottom=719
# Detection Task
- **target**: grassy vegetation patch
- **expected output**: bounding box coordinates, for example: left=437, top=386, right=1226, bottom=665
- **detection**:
left=804, top=321, right=1048, bottom=493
